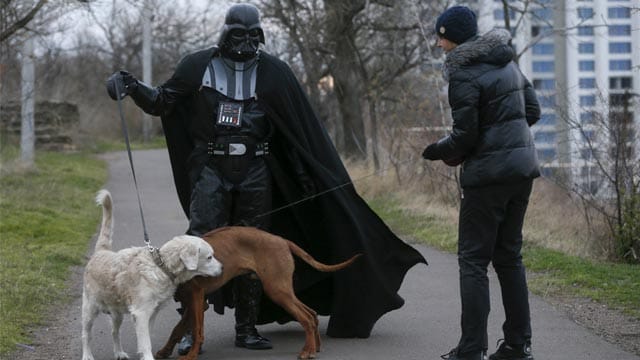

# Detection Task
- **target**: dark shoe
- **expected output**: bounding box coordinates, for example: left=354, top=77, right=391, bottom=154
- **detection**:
left=235, top=332, right=273, bottom=350
left=441, top=347, right=487, bottom=360
left=489, top=340, right=533, bottom=360
left=177, top=333, right=204, bottom=355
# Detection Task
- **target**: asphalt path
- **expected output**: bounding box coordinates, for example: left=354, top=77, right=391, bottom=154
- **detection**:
left=14, top=149, right=640, bottom=360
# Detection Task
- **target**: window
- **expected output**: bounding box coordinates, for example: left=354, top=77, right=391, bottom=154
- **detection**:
left=608, top=6, right=631, bottom=18
left=538, top=95, right=556, bottom=108
left=582, top=130, right=596, bottom=141
left=577, top=7, right=594, bottom=19
left=609, top=42, right=631, bottom=53
left=579, top=78, right=596, bottom=88
left=580, top=112, right=596, bottom=124
left=578, top=43, right=594, bottom=53
left=533, top=79, right=556, bottom=90
left=532, top=43, right=554, bottom=55
left=580, top=149, right=593, bottom=160
left=579, top=60, right=595, bottom=71
left=533, top=61, right=554, bottom=72
left=577, top=26, right=594, bottom=36
left=533, top=8, right=553, bottom=20
left=610, top=93, right=631, bottom=106
left=537, top=148, right=557, bottom=161
left=580, top=95, right=596, bottom=106
left=610, top=60, right=632, bottom=71
left=534, top=131, right=557, bottom=143
left=608, top=25, right=631, bottom=36
left=610, top=77, right=633, bottom=89
left=539, top=113, right=556, bottom=125
left=531, top=25, right=552, bottom=37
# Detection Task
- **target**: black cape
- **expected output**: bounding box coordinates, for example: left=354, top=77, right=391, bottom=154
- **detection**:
left=160, top=47, right=427, bottom=338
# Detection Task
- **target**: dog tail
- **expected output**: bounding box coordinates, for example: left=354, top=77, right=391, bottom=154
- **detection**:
left=286, top=240, right=362, bottom=272
left=94, top=189, right=114, bottom=252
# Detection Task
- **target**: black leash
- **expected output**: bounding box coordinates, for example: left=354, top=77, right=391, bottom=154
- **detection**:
left=114, top=81, right=152, bottom=250
left=253, top=157, right=420, bottom=220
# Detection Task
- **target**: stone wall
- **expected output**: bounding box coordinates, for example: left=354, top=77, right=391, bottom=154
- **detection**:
left=0, top=101, right=79, bottom=151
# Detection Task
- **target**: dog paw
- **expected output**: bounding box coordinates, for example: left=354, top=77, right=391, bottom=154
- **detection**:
left=298, top=350, right=316, bottom=359
left=115, top=351, right=129, bottom=360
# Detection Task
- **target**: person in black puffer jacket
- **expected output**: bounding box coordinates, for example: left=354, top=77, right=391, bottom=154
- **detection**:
left=422, top=6, right=540, bottom=360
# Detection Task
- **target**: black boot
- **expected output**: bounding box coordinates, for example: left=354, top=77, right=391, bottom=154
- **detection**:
left=234, top=275, right=272, bottom=350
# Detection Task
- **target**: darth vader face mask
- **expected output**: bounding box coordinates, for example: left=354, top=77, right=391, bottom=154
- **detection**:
left=219, top=4, right=265, bottom=62
left=224, top=28, right=262, bottom=61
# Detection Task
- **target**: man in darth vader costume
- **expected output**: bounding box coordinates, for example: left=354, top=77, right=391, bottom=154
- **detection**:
left=107, top=2, right=426, bottom=354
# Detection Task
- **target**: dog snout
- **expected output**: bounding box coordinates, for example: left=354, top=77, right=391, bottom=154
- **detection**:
left=207, top=258, right=223, bottom=277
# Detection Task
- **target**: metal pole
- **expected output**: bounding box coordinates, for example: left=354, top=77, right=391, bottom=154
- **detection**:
left=20, top=36, right=35, bottom=168
left=142, top=0, right=153, bottom=142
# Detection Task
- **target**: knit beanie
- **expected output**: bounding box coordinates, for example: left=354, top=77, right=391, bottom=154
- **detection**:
left=435, top=6, right=478, bottom=45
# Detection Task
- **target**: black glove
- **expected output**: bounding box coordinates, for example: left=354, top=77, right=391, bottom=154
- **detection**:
left=422, top=143, right=439, bottom=160
left=106, top=70, right=139, bottom=100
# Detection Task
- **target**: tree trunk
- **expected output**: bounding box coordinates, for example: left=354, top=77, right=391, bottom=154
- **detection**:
left=141, top=0, right=153, bottom=142
left=20, top=36, right=35, bottom=168
left=324, top=0, right=367, bottom=160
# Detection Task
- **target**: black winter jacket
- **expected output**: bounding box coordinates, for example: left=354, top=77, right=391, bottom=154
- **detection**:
left=428, top=29, right=541, bottom=188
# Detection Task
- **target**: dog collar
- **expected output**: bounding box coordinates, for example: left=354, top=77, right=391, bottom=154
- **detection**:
left=149, top=247, right=177, bottom=282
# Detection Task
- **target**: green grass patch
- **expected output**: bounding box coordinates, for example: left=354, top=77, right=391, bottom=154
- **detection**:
left=523, top=245, right=640, bottom=318
left=368, top=197, right=458, bottom=253
left=0, top=148, right=107, bottom=355
left=368, top=194, right=640, bottom=319
left=90, top=136, right=166, bottom=153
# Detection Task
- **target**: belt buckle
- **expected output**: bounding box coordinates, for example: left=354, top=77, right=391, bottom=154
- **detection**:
left=228, top=143, right=247, bottom=156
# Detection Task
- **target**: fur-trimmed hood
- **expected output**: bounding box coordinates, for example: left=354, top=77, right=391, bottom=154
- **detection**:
left=443, top=28, right=514, bottom=81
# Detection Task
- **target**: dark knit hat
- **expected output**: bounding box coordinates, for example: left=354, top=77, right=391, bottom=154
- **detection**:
left=435, top=6, right=478, bottom=45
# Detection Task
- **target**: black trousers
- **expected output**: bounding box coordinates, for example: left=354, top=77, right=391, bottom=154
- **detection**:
left=187, top=157, right=271, bottom=335
left=188, top=157, right=272, bottom=235
left=456, top=179, right=533, bottom=355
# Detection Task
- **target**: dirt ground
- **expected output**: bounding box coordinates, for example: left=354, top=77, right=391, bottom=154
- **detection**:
left=547, top=296, right=640, bottom=355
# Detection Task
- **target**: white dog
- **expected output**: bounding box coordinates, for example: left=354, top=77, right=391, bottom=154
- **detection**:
left=81, top=190, right=222, bottom=360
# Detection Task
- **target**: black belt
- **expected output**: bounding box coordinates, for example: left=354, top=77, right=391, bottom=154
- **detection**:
left=206, top=138, right=269, bottom=157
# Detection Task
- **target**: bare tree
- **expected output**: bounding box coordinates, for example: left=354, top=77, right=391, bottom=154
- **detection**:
left=553, top=89, right=640, bottom=262
left=0, top=0, right=48, bottom=44
left=258, top=0, right=438, bottom=163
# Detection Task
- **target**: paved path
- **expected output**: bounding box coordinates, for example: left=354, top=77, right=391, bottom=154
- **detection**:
left=12, top=149, right=640, bottom=360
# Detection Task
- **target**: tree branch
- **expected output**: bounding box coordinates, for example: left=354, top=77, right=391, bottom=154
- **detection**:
left=0, top=0, right=48, bottom=43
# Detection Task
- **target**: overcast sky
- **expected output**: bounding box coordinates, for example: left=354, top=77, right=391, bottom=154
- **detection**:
left=48, top=0, right=235, bottom=52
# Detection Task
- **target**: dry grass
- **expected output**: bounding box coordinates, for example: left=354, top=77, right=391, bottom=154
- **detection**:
left=525, top=180, right=610, bottom=259
left=347, top=160, right=610, bottom=260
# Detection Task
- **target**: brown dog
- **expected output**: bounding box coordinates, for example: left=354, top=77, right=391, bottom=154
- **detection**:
left=154, top=226, right=361, bottom=360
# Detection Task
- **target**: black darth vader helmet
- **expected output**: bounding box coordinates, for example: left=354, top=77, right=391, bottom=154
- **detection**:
left=218, top=4, right=265, bottom=61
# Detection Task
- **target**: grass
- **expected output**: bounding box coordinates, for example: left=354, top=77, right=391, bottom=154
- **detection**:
left=0, top=147, right=108, bottom=355
left=523, top=245, right=640, bottom=318
left=368, top=194, right=640, bottom=319
left=90, top=136, right=167, bottom=153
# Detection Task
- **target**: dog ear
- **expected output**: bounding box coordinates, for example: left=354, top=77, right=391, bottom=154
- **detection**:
left=180, top=245, right=200, bottom=271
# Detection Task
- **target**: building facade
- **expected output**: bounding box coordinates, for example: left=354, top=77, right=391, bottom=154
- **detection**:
left=475, top=0, right=640, bottom=194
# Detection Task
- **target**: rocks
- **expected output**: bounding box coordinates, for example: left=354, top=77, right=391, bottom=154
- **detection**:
left=0, top=101, right=79, bottom=151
